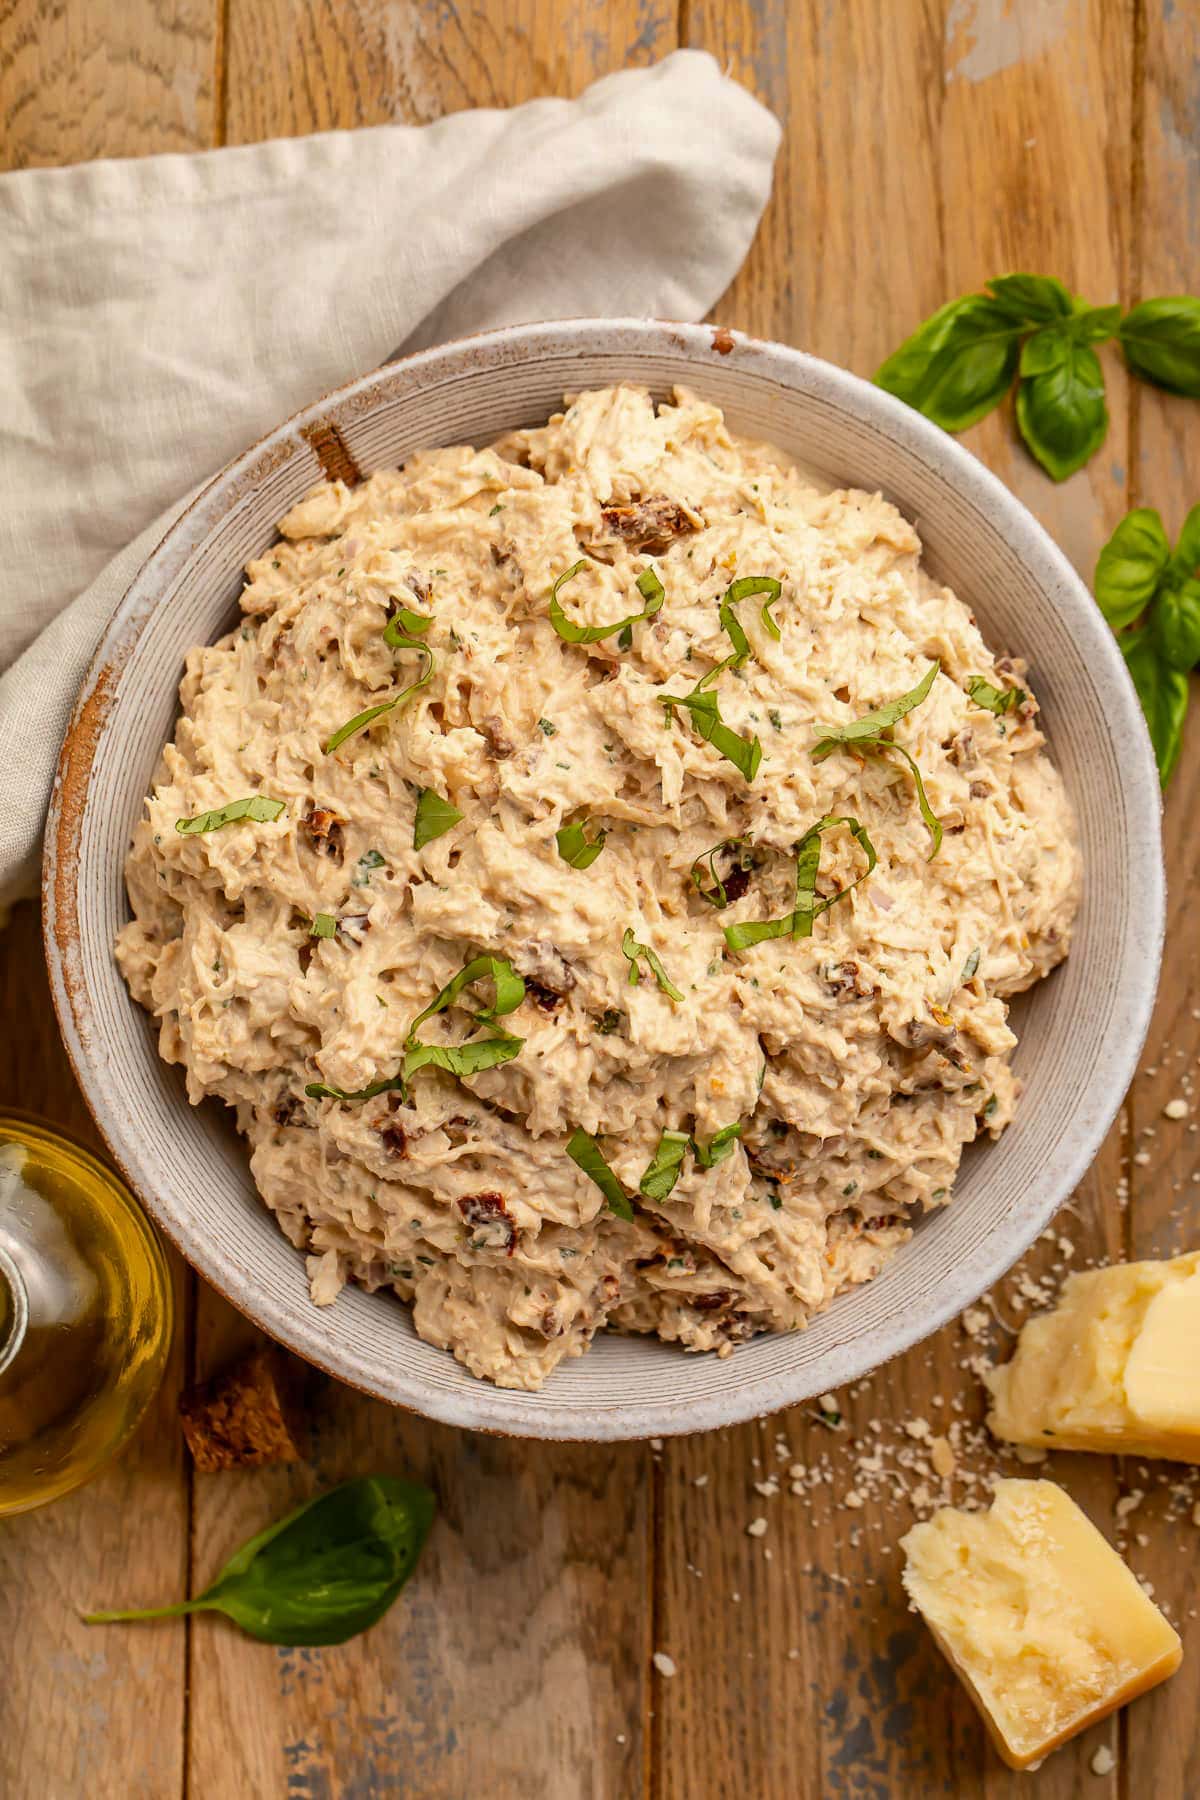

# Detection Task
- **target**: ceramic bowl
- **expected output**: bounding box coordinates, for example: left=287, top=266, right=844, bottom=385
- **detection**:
left=44, top=319, right=1163, bottom=1439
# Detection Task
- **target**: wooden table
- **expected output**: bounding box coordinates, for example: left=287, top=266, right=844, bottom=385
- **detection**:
left=3, top=3, right=1198, bottom=1794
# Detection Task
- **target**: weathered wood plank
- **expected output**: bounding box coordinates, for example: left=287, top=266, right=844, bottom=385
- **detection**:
left=187, top=5, right=675, bottom=1796
left=660, top=4, right=1136, bottom=1796
left=0, top=0, right=218, bottom=166
left=0, top=902, right=190, bottom=1800
left=1120, top=1, right=1200, bottom=1791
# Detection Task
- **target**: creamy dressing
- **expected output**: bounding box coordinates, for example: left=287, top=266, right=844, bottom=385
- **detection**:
left=117, top=385, right=1079, bottom=1390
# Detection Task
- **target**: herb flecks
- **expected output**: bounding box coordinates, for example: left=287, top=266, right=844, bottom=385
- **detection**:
left=175, top=796, right=285, bottom=835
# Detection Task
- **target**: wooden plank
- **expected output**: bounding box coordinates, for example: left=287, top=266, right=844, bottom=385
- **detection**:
left=0, top=902, right=191, bottom=1800
left=0, top=0, right=218, bottom=166
left=1120, top=1, right=1200, bottom=1791
left=661, top=3, right=1135, bottom=1795
left=188, top=5, right=675, bottom=1796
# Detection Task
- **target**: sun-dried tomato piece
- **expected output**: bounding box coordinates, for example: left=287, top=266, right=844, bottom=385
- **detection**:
left=596, top=494, right=701, bottom=553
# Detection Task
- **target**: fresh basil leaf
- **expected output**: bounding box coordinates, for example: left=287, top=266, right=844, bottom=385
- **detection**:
left=566, top=1129, right=634, bottom=1220
left=1015, top=342, right=1108, bottom=480
left=1094, top=508, right=1171, bottom=629
left=548, top=559, right=665, bottom=645
left=1120, top=627, right=1189, bottom=787
left=402, top=1036, right=523, bottom=1082
left=1170, top=504, right=1200, bottom=582
left=694, top=1123, right=742, bottom=1169
left=660, top=685, right=762, bottom=782
left=1152, top=577, right=1200, bottom=673
left=717, top=594, right=752, bottom=666
left=413, top=788, right=463, bottom=850
left=811, top=662, right=939, bottom=756
left=556, top=818, right=608, bottom=869
left=966, top=674, right=1025, bottom=716
left=84, top=1476, right=435, bottom=1647
left=1019, top=325, right=1071, bottom=377
left=874, top=295, right=1023, bottom=432
left=1119, top=297, right=1200, bottom=397
left=310, top=912, right=337, bottom=938
left=175, top=795, right=285, bottom=834
left=690, top=837, right=753, bottom=909
left=1069, top=302, right=1122, bottom=343
left=886, top=743, right=943, bottom=857
left=986, top=274, right=1073, bottom=323
left=723, top=575, right=784, bottom=642
left=621, top=928, right=684, bottom=1002
left=639, top=1130, right=691, bottom=1202
left=723, top=815, right=877, bottom=951
left=305, top=1076, right=406, bottom=1103
left=407, top=954, right=526, bottom=1039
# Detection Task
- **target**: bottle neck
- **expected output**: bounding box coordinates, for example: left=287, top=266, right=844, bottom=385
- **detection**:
left=0, top=1245, right=29, bottom=1378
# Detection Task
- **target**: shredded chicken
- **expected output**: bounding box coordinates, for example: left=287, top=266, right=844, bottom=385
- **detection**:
left=116, top=384, right=1080, bottom=1390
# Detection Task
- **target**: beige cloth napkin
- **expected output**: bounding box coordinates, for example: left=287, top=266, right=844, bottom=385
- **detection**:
left=0, top=50, right=779, bottom=904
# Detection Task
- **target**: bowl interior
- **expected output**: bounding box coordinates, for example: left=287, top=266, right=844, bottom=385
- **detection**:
left=45, top=320, right=1162, bottom=1439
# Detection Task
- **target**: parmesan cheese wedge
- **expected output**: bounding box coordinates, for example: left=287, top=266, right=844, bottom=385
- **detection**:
left=901, top=1480, right=1181, bottom=1770
left=985, top=1252, right=1200, bottom=1461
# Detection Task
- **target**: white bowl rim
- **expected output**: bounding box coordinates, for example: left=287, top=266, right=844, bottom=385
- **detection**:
left=43, top=316, right=1164, bottom=1439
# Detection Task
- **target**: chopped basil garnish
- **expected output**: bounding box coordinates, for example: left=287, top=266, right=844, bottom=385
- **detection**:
left=402, top=954, right=526, bottom=1087
left=961, top=947, right=982, bottom=982
left=548, top=560, right=665, bottom=644
left=175, top=795, right=285, bottom=835
left=305, top=1076, right=405, bottom=1103
left=694, top=1122, right=743, bottom=1168
left=659, top=682, right=762, bottom=782
left=621, top=928, right=684, bottom=1001
left=690, top=837, right=752, bottom=909
left=556, top=817, right=608, bottom=870
left=413, top=788, right=463, bottom=849
left=722, top=575, right=784, bottom=643
left=723, top=815, right=877, bottom=952
left=325, top=614, right=435, bottom=754
left=966, top=674, right=1025, bottom=715
left=639, top=1130, right=692, bottom=1202
left=310, top=913, right=337, bottom=938
left=812, top=663, right=942, bottom=857
left=566, top=1129, right=634, bottom=1220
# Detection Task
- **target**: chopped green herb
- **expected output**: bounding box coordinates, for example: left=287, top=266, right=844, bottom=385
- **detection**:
left=413, top=788, right=463, bottom=850
left=768, top=708, right=783, bottom=731
left=402, top=954, right=526, bottom=1088
left=690, top=837, right=753, bottom=909
left=812, top=664, right=942, bottom=857
left=723, top=815, right=877, bottom=952
left=694, top=1123, right=743, bottom=1169
left=621, top=928, right=684, bottom=1001
left=639, top=1130, right=692, bottom=1202
left=566, top=1129, right=634, bottom=1220
left=325, top=615, right=435, bottom=754
left=537, top=717, right=557, bottom=737
left=556, top=817, right=608, bottom=870
left=547, top=560, right=666, bottom=644
left=659, top=682, right=762, bottom=782
left=305, top=1076, right=406, bottom=1103
left=175, top=795, right=285, bottom=835
left=488, top=503, right=504, bottom=516
left=595, top=1009, right=623, bottom=1035
left=961, top=947, right=982, bottom=982
left=966, top=674, right=1025, bottom=715
left=722, top=574, right=784, bottom=643
left=383, top=607, right=432, bottom=643
left=310, top=913, right=337, bottom=939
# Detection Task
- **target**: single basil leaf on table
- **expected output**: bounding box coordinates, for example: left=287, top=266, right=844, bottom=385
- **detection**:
left=1119, top=296, right=1200, bottom=397
left=1169, top=503, right=1200, bottom=583
left=639, top=1130, right=692, bottom=1202
left=556, top=817, right=608, bottom=870
left=547, top=559, right=665, bottom=644
left=83, top=1477, right=435, bottom=1647
left=874, top=295, right=1023, bottom=432
left=1152, top=577, right=1200, bottom=673
left=1093, top=508, right=1171, bottom=629
left=566, top=1128, right=634, bottom=1221
left=966, top=675, right=1025, bottom=716
left=621, top=928, right=684, bottom=1001
left=985, top=273, right=1074, bottom=323
left=1119, top=627, right=1189, bottom=788
left=1015, top=341, right=1108, bottom=480
left=175, top=795, right=285, bottom=834
left=413, top=787, right=463, bottom=849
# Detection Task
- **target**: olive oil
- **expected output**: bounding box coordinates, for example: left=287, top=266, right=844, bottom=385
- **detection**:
left=0, top=1114, right=172, bottom=1514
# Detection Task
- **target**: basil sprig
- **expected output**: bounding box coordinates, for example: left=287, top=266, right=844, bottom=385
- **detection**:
left=639, top=1122, right=744, bottom=1201
left=1095, top=504, right=1200, bottom=786
left=325, top=609, right=435, bottom=755
left=556, top=817, right=608, bottom=869
left=566, top=1129, right=634, bottom=1221
left=966, top=674, right=1025, bottom=716
left=175, top=795, right=285, bottom=834
left=876, top=275, right=1200, bottom=482
left=723, top=815, right=877, bottom=952
left=402, top=954, right=526, bottom=1085
left=413, top=788, right=463, bottom=849
left=811, top=664, right=943, bottom=857
left=83, top=1477, right=434, bottom=1646
left=548, top=561, right=665, bottom=644
left=621, top=928, right=684, bottom=1001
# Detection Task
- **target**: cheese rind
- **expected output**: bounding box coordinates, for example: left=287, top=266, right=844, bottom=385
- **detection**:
left=901, top=1480, right=1181, bottom=1771
left=985, top=1252, right=1200, bottom=1461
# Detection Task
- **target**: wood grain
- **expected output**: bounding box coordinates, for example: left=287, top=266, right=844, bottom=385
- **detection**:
left=3, top=1, right=1200, bottom=1795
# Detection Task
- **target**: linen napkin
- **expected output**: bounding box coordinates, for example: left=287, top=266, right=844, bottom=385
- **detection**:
left=0, top=50, right=779, bottom=905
